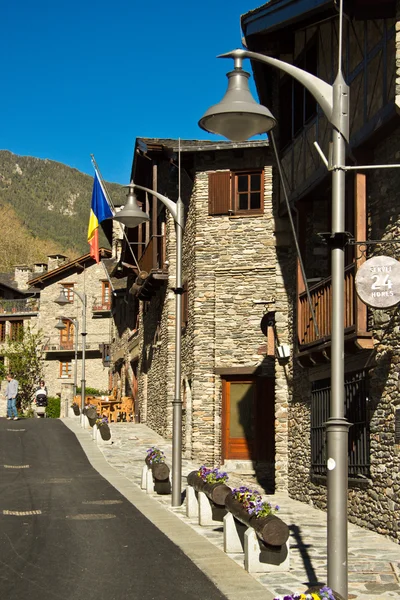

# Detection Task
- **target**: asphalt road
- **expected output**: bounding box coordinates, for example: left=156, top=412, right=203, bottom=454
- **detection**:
left=0, top=418, right=227, bottom=600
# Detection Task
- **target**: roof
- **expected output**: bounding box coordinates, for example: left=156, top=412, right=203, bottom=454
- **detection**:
left=136, top=138, right=269, bottom=154
left=28, top=248, right=112, bottom=288
left=0, top=273, right=27, bottom=296
left=242, top=0, right=332, bottom=38
left=102, top=258, right=128, bottom=292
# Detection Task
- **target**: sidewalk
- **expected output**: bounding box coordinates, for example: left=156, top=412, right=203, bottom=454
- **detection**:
left=64, top=419, right=400, bottom=599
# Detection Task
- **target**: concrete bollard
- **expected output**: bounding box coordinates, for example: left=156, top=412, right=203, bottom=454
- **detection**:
left=186, top=485, right=199, bottom=519
left=92, top=424, right=98, bottom=440
left=146, top=467, right=154, bottom=493
left=244, top=528, right=290, bottom=573
left=223, top=511, right=245, bottom=553
left=141, top=465, right=147, bottom=490
left=198, top=491, right=226, bottom=526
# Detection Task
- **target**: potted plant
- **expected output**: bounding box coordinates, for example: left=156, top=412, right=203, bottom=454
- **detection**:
left=71, top=402, right=80, bottom=416
left=273, top=586, right=343, bottom=600
left=145, top=446, right=169, bottom=481
left=84, top=403, right=97, bottom=425
left=96, top=416, right=111, bottom=440
left=187, top=466, right=231, bottom=505
left=225, top=486, right=289, bottom=546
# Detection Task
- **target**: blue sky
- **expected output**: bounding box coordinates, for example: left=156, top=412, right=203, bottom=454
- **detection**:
left=1, top=1, right=263, bottom=184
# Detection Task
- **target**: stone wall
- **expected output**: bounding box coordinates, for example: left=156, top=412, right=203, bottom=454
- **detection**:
left=135, top=145, right=293, bottom=490
left=34, top=261, right=111, bottom=397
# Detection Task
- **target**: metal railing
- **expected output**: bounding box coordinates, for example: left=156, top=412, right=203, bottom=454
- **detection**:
left=0, top=298, right=39, bottom=314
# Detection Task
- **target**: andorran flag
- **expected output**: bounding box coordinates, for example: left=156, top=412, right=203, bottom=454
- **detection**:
left=87, top=172, right=113, bottom=263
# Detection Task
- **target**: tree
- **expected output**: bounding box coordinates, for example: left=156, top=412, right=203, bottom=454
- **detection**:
left=3, top=326, right=44, bottom=411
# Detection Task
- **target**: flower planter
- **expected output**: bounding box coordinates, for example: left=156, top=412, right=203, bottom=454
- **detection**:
left=98, top=423, right=111, bottom=441
left=187, top=471, right=231, bottom=506
left=145, top=457, right=169, bottom=481
left=225, top=494, right=289, bottom=547
left=85, top=407, right=97, bottom=420
left=72, top=405, right=80, bottom=416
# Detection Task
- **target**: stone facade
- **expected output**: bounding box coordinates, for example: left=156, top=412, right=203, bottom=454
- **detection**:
left=32, top=259, right=111, bottom=397
left=129, top=141, right=292, bottom=492
left=248, top=1, right=400, bottom=543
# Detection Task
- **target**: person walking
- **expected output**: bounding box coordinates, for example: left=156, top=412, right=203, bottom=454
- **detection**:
left=6, top=373, right=19, bottom=421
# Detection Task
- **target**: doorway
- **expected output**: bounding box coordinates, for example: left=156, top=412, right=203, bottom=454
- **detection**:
left=221, top=375, right=274, bottom=463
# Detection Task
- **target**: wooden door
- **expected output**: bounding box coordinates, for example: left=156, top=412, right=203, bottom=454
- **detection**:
left=222, top=376, right=274, bottom=462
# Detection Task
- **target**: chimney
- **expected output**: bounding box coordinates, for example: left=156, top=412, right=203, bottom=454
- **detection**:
left=14, top=265, right=32, bottom=290
left=47, top=254, right=68, bottom=272
left=33, top=262, right=48, bottom=274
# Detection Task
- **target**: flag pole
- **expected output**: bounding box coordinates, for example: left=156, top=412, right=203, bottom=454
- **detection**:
left=90, top=154, right=141, bottom=272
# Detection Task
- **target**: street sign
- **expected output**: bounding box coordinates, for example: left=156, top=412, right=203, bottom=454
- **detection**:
left=355, top=255, right=400, bottom=308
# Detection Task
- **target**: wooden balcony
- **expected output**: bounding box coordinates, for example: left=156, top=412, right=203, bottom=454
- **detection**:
left=0, top=299, right=39, bottom=315
left=132, top=235, right=168, bottom=301
left=298, top=263, right=373, bottom=363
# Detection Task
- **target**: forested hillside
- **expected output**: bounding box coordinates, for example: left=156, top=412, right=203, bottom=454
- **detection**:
left=0, top=151, right=127, bottom=270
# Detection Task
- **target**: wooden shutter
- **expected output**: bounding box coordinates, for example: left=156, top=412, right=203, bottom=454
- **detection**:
left=208, top=171, right=231, bottom=215
left=182, top=280, right=188, bottom=328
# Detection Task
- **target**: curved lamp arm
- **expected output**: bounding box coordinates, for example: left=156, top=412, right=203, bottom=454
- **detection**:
left=131, top=184, right=184, bottom=230
left=218, top=49, right=348, bottom=140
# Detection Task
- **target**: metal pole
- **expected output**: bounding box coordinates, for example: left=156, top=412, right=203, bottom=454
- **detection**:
left=171, top=197, right=184, bottom=507
left=326, top=70, right=350, bottom=600
left=73, top=319, right=78, bottom=399
left=80, top=294, right=87, bottom=418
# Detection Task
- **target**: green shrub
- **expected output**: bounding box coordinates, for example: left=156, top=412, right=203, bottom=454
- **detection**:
left=76, top=387, right=108, bottom=396
left=46, top=396, right=61, bottom=419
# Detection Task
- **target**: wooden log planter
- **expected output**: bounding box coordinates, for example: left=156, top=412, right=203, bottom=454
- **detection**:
left=98, top=423, right=111, bottom=441
left=84, top=406, right=98, bottom=426
left=224, top=494, right=289, bottom=547
left=187, top=471, right=232, bottom=506
left=145, top=457, right=170, bottom=482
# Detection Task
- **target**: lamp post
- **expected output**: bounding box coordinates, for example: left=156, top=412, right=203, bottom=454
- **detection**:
left=55, top=288, right=87, bottom=419
left=55, top=316, right=79, bottom=398
left=199, top=5, right=349, bottom=597
left=113, top=184, right=184, bottom=507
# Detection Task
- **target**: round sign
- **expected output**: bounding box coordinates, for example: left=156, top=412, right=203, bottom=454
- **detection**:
left=355, top=255, right=400, bottom=308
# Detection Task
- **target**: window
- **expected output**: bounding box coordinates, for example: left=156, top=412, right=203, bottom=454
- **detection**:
left=10, top=320, right=23, bottom=341
left=0, top=322, right=6, bottom=342
left=60, top=320, right=74, bottom=350
left=102, top=281, right=111, bottom=308
left=279, top=36, right=318, bottom=149
left=208, top=170, right=264, bottom=216
left=62, top=283, right=75, bottom=302
left=311, top=371, right=370, bottom=478
left=60, top=361, right=72, bottom=378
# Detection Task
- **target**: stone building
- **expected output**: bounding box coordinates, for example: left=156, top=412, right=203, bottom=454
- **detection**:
left=112, top=137, right=292, bottom=491
left=241, top=0, right=400, bottom=541
left=25, top=250, right=113, bottom=397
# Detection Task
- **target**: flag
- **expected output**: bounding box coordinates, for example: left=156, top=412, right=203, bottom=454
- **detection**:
left=88, top=171, right=113, bottom=263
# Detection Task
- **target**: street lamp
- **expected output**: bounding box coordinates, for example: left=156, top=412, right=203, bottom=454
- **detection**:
left=55, top=316, right=79, bottom=399
left=113, top=184, right=184, bottom=507
left=199, top=6, right=349, bottom=598
left=55, top=288, right=87, bottom=420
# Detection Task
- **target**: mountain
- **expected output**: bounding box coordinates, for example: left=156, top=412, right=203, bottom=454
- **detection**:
left=0, top=150, right=127, bottom=270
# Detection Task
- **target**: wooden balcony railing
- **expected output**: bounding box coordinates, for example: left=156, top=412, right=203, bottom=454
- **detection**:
left=138, top=235, right=165, bottom=273
left=298, top=263, right=361, bottom=347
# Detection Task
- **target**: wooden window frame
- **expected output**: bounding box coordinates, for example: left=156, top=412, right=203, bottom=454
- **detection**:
left=0, top=322, right=6, bottom=342
left=62, top=283, right=75, bottom=303
left=208, top=169, right=264, bottom=216
left=59, top=360, right=72, bottom=378
left=10, top=320, right=23, bottom=341
left=60, top=320, right=74, bottom=349
left=101, top=281, right=111, bottom=307
left=232, top=170, right=264, bottom=215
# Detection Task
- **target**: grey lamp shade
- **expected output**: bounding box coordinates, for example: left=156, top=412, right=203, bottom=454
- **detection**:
left=54, top=290, right=69, bottom=306
left=55, top=318, right=66, bottom=331
left=199, top=69, right=276, bottom=142
left=113, top=186, right=150, bottom=229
